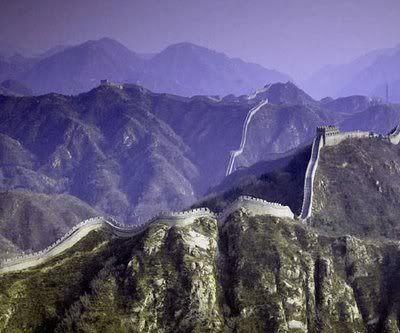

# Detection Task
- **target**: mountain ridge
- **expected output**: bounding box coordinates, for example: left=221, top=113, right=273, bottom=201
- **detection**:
left=0, top=38, right=291, bottom=97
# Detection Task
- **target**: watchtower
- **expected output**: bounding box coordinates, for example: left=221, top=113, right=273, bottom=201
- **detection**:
left=100, top=79, right=111, bottom=86
left=317, top=125, right=340, bottom=145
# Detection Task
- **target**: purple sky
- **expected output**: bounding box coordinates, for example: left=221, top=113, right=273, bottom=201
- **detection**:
left=1, top=0, right=399, bottom=80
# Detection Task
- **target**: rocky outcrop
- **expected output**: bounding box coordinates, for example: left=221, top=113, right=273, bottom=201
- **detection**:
left=0, top=210, right=398, bottom=332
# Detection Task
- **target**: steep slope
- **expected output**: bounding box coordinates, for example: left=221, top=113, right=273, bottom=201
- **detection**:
left=36, top=44, right=71, bottom=59
left=0, top=86, right=255, bottom=223
left=0, top=79, right=32, bottom=96
left=193, top=145, right=310, bottom=215
left=143, top=42, right=290, bottom=96
left=0, top=190, right=99, bottom=253
left=312, top=137, right=400, bottom=239
left=1, top=210, right=399, bottom=332
left=219, top=82, right=334, bottom=171
left=250, top=81, right=317, bottom=106
left=340, top=104, right=400, bottom=134
left=302, top=45, right=400, bottom=99
left=5, top=126, right=400, bottom=332
left=321, top=95, right=372, bottom=119
left=234, top=103, right=331, bottom=170
left=0, top=54, right=37, bottom=82
left=1, top=83, right=399, bottom=225
left=340, top=49, right=400, bottom=101
left=0, top=86, right=205, bottom=223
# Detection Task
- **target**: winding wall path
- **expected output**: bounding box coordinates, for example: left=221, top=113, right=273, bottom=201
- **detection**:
left=0, top=196, right=294, bottom=273
left=300, top=127, right=397, bottom=222
left=226, top=89, right=271, bottom=176
left=299, top=135, right=323, bottom=221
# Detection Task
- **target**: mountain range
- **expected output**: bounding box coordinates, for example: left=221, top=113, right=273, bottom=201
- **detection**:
left=303, top=44, right=400, bottom=102
left=3, top=123, right=400, bottom=332
left=0, top=38, right=290, bottom=97
left=0, top=81, right=399, bottom=256
left=1, top=53, right=400, bottom=331
left=4, top=38, right=400, bottom=103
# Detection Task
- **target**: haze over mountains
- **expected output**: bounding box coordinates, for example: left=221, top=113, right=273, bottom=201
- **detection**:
left=3, top=39, right=400, bottom=333
left=4, top=0, right=400, bottom=330
left=303, top=44, right=400, bottom=102
left=3, top=37, right=400, bottom=103
left=0, top=38, right=291, bottom=97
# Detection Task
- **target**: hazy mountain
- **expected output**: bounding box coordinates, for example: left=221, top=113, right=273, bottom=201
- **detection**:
left=0, top=41, right=33, bottom=58
left=341, top=48, right=400, bottom=101
left=340, top=104, right=400, bottom=133
left=22, top=38, right=145, bottom=95
left=249, top=81, right=317, bottom=105
left=0, top=53, right=37, bottom=82
left=140, top=42, right=291, bottom=96
left=303, top=44, right=400, bottom=99
left=36, top=44, right=72, bottom=59
left=1, top=38, right=291, bottom=96
left=0, top=79, right=32, bottom=96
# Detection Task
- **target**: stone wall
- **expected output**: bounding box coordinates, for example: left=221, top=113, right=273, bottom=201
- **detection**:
left=0, top=217, right=106, bottom=271
left=226, top=98, right=269, bottom=176
left=0, top=197, right=294, bottom=272
left=300, top=135, right=323, bottom=221
left=300, top=127, right=383, bottom=222
left=221, top=196, right=294, bottom=221
left=324, top=131, right=376, bottom=146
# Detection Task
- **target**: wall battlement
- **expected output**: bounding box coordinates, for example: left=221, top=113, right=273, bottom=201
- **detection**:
left=300, top=124, right=397, bottom=222
left=100, top=79, right=123, bottom=90
left=0, top=195, right=294, bottom=272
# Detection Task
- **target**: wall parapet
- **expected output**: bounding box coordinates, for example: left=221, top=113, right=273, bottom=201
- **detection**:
left=299, top=135, right=323, bottom=221
left=0, top=195, right=294, bottom=271
left=226, top=97, right=270, bottom=176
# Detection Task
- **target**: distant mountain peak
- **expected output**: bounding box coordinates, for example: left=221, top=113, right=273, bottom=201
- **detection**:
left=163, top=42, right=211, bottom=51
left=6, top=38, right=291, bottom=97
left=248, top=81, right=316, bottom=105
left=158, top=42, right=223, bottom=58
left=78, top=37, right=130, bottom=50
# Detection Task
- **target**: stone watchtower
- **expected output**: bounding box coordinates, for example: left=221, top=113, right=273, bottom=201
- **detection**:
left=316, top=125, right=339, bottom=146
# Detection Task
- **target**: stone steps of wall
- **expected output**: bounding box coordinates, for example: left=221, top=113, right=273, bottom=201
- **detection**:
left=226, top=96, right=270, bottom=176
left=299, top=135, right=323, bottom=221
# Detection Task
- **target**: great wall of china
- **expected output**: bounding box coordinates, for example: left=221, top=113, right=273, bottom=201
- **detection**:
left=3, top=122, right=400, bottom=273
left=299, top=125, right=400, bottom=222
left=0, top=196, right=293, bottom=273
left=226, top=86, right=271, bottom=176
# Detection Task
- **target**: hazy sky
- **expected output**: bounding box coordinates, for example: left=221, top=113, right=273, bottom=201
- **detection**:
left=0, top=0, right=399, bottom=81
